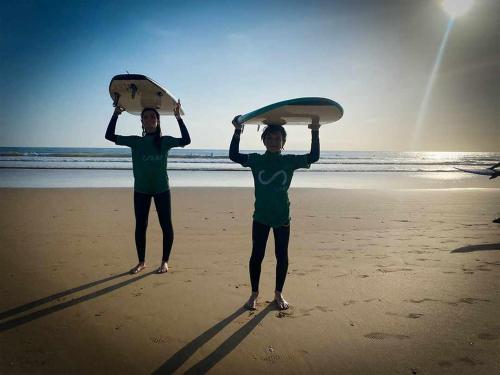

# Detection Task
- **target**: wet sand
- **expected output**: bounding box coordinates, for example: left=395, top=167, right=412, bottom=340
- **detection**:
left=1, top=187, right=499, bottom=374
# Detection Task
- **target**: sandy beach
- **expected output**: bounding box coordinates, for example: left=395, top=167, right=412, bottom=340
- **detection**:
left=1, top=187, right=499, bottom=374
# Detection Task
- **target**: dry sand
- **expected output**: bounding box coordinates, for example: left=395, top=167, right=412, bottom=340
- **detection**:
left=1, top=187, right=499, bottom=374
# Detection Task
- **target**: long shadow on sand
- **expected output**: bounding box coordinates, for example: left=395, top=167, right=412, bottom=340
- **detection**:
left=451, top=243, right=500, bottom=253
left=153, top=303, right=276, bottom=374
left=0, top=271, right=154, bottom=332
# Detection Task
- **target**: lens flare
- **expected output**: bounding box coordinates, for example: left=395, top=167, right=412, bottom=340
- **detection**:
left=411, top=19, right=454, bottom=150
left=441, top=0, right=474, bottom=18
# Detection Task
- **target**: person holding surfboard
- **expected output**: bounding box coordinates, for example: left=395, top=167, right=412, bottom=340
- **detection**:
left=229, top=117, right=320, bottom=310
left=105, top=100, right=191, bottom=274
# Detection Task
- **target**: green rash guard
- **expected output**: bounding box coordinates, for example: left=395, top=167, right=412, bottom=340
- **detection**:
left=242, top=151, right=310, bottom=227
left=116, top=135, right=180, bottom=194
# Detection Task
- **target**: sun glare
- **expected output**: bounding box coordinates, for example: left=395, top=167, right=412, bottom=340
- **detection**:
left=441, top=0, right=474, bottom=18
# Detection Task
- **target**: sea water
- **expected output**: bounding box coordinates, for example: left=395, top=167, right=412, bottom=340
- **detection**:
left=0, top=147, right=498, bottom=189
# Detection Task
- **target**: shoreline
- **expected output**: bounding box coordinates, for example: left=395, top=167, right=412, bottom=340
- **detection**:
left=1, top=169, right=498, bottom=190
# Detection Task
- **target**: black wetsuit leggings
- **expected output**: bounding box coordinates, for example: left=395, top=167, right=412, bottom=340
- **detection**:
left=250, top=220, right=290, bottom=293
left=134, top=190, right=174, bottom=263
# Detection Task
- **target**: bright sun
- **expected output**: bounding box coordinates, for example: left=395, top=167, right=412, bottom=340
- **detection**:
left=441, top=0, right=474, bottom=18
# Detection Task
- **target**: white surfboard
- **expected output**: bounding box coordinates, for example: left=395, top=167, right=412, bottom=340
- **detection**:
left=109, top=74, right=184, bottom=116
left=454, top=167, right=498, bottom=178
left=235, top=97, right=343, bottom=126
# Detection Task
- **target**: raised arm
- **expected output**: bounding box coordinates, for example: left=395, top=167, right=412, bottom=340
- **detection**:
left=105, top=107, right=123, bottom=143
left=174, top=100, right=191, bottom=147
left=229, top=115, right=248, bottom=165
left=306, top=124, right=320, bottom=164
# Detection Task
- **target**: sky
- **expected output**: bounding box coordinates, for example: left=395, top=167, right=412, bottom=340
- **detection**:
left=0, top=0, right=499, bottom=151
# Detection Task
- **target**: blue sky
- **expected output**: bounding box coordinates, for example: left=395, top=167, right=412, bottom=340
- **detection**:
left=1, top=0, right=499, bottom=151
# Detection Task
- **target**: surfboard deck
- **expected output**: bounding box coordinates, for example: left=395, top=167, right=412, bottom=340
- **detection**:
left=109, top=74, right=184, bottom=116
left=235, top=97, right=343, bottom=126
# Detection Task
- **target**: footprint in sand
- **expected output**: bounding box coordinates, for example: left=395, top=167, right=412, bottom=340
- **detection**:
left=313, top=255, right=333, bottom=260
left=477, top=332, right=500, bottom=340
left=408, top=250, right=433, bottom=254
left=406, top=297, right=490, bottom=305
left=447, top=297, right=490, bottom=305
left=406, top=298, right=441, bottom=304
left=262, top=354, right=283, bottom=363
left=438, top=361, right=453, bottom=368
left=476, top=265, right=492, bottom=272
left=482, top=261, right=500, bottom=266
left=315, top=306, right=334, bottom=312
left=477, top=326, right=500, bottom=341
left=385, top=312, right=423, bottom=319
left=298, top=308, right=315, bottom=315
left=364, top=332, right=410, bottom=340
left=456, top=357, right=484, bottom=366
left=150, top=336, right=167, bottom=344
left=362, top=299, right=377, bottom=303
left=377, top=268, right=413, bottom=273
left=276, top=309, right=296, bottom=319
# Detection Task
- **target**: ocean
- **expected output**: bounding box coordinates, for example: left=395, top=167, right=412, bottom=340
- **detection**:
left=0, top=147, right=498, bottom=189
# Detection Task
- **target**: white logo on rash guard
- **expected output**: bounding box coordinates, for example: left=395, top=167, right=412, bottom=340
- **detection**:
left=142, top=155, right=163, bottom=162
left=258, top=170, right=287, bottom=186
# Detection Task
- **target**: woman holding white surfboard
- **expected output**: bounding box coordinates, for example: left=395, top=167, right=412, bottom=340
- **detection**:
left=105, top=101, right=191, bottom=274
left=229, top=118, right=320, bottom=310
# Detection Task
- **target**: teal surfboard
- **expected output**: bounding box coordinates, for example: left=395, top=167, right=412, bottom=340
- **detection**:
left=235, top=97, right=343, bottom=126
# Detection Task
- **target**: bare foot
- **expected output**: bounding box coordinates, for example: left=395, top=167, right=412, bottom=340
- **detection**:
left=157, top=261, right=169, bottom=274
left=275, top=291, right=289, bottom=310
left=244, top=292, right=259, bottom=310
left=130, top=262, right=146, bottom=274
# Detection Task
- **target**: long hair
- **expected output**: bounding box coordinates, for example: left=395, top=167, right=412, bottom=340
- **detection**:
left=141, top=108, right=162, bottom=153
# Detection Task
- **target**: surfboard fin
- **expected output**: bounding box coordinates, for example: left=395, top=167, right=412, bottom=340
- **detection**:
left=155, top=91, right=163, bottom=109
left=128, top=84, right=138, bottom=99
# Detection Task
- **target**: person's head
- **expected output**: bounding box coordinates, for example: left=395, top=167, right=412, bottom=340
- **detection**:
left=261, top=125, right=286, bottom=153
left=141, top=108, right=161, bottom=135
left=141, top=108, right=162, bottom=153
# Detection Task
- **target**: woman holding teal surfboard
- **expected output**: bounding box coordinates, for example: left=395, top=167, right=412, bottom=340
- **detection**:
left=229, top=117, right=320, bottom=310
left=105, top=101, right=191, bottom=274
